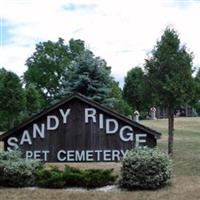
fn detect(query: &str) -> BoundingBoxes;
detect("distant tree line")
[1,27,200,155]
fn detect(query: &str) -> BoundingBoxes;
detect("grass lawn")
[0,117,200,200]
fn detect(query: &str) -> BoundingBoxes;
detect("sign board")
[0,93,161,162]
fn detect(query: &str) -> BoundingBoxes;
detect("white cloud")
[1,0,200,87]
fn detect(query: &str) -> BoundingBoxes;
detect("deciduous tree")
[110,80,132,116]
[123,67,147,112]
[0,68,26,130]
[24,38,71,104]
[145,27,195,155]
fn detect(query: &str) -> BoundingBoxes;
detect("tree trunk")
[168,107,174,155]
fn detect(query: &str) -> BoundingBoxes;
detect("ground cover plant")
[0,117,200,200]
[34,164,117,189]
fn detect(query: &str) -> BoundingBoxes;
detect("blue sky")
[1,0,200,86]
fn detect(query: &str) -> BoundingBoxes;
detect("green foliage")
[64,165,117,188]
[145,27,195,108]
[24,84,44,117]
[144,27,195,154]
[110,80,133,116]
[120,148,172,190]
[83,168,117,188]
[59,50,115,107]
[194,101,200,116]
[24,38,116,109]
[0,150,43,187]
[69,38,85,58]
[24,38,71,104]
[63,165,85,187]
[34,166,65,188]
[34,165,117,189]
[0,68,26,130]
[123,67,147,112]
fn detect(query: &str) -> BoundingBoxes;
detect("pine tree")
[59,50,114,107]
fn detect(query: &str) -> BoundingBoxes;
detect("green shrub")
[34,166,65,188]
[63,165,117,188]
[120,147,172,190]
[0,150,43,187]
[63,165,85,187]
[83,168,117,188]
[32,164,117,189]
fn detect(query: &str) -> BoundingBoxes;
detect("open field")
[0,117,200,200]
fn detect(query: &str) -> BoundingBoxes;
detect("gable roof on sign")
[0,93,161,140]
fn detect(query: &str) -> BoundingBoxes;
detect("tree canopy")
[110,80,133,116]
[123,67,147,112]
[24,84,44,117]
[0,68,26,130]
[24,38,71,104]
[145,27,195,154]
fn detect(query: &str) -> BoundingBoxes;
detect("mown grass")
[0,117,200,200]
[142,117,200,176]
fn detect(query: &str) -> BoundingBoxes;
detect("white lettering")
[57,150,66,161]
[135,134,147,147]
[7,137,18,151]
[112,150,120,161]
[26,150,49,161]
[86,150,94,161]
[95,150,102,161]
[67,150,75,161]
[103,150,111,161]
[43,151,50,161]
[120,150,128,158]
[20,130,32,145]
[106,119,119,134]
[59,109,71,124]
[34,150,41,160]
[75,150,85,161]
[26,151,33,159]
[119,126,134,142]
[55,150,127,162]
[33,123,45,138]
[85,108,96,123]
[47,115,59,130]
[99,114,104,129]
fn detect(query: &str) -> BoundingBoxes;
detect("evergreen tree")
[59,50,114,107]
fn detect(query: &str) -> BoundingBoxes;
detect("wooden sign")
[0,93,161,162]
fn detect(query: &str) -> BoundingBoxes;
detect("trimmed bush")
[0,150,43,187]
[63,165,85,187]
[83,168,117,188]
[120,148,172,190]
[34,166,65,188]
[64,165,117,188]
[34,165,117,188]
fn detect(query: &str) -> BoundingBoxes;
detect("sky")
[1,0,200,87]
